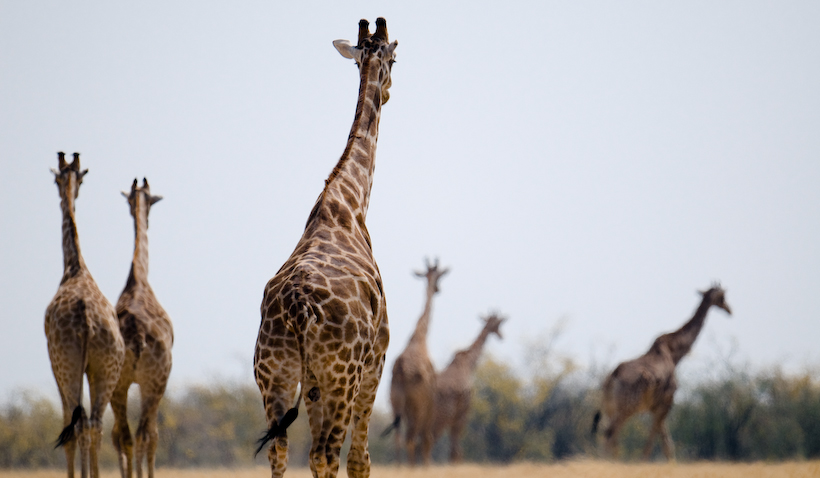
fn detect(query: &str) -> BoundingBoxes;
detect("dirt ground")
[7,461,820,478]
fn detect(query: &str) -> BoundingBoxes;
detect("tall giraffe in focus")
[45,152,125,478]
[385,258,449,466]
[111,178,174,478]
[432,313,505,463]
[592,284,732,460]
[254,18,397,478]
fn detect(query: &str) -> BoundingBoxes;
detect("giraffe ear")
[121,190,130,199]
[149,195,163,205]
[387,40,398,57]
[333,40,362,61]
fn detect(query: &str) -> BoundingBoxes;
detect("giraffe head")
[51,152,88,206]
[414,257,449,294]
[699,283,732,315]
[333,17,398,104]
[121,178,163,226]
[482,313,506,340]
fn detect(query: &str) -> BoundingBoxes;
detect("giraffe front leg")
[660,421,676,461]
[652,400,675,461]
[655,405,676,461]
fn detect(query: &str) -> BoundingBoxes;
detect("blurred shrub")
[2,363,819,468]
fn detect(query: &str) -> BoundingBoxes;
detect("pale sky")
[2,2,819,410]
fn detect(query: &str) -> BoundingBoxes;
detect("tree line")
[2,357,819,469]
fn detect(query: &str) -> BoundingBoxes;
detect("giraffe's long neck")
[460,326,495,372]
[408,284,436,347]
[59,181,86,283]
[307,53,385,231]
[666,296,712,364]
[126,197,150,289]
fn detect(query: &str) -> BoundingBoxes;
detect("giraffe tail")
[55,405,85,448]
[254,386,302,457]
[380,415,400,437]
[591,410,602,437]
[55,299,90,448]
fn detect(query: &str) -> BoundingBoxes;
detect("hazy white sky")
[2,2,819,410]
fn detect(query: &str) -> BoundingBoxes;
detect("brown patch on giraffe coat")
[333,231,354,251]
[313,287,331,303]
[323,298,349,322]
[339,184,359,212]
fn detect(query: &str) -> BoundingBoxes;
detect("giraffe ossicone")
[254,17,397,478]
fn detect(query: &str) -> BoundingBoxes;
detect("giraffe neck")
[666,296,712,364]
[126,197,150,288]
[460,326,494,372]
[306,53,384,230]
[408,285,436,347]
[59,180,86,283]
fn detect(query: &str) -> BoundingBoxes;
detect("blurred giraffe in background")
[432,313,505,463]
[46,152,125,478]
[111,178,173,478]
[592,284,732,460]
[254,17,397,478]
[384,258,449,466]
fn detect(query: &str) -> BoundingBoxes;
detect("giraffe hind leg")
[347,359,381,478]
[110,382,133,478]
[256,378,299,478]
[135,391,163,478]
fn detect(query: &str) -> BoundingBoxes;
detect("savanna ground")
[6,462,820,478]
[0,461,820,478]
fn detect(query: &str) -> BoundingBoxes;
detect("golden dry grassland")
[5,461,820,478]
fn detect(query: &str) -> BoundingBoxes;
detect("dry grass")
[5,461,820,478]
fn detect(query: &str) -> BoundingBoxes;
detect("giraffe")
[432,313,505,463]
[384,258,449,466]
[110,178,173,478]
[591,284,732,460]
[45,152,125,478]
[253,17,397,478]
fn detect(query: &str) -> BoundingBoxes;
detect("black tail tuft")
[591,410,601,437]
[380,415,400,438]
[254,406,299,457]
[55,405,84,448]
